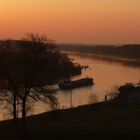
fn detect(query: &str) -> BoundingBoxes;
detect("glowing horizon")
[0,0,140,44]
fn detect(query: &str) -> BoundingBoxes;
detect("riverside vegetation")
[0,33,82,134]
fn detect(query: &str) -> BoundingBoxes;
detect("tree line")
[58,44,140,59]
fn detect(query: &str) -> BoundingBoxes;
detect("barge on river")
[59,78,94,90]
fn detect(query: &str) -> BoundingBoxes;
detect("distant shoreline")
[62,50,140,61]
[62,50,140,68]
[58,44,140,60]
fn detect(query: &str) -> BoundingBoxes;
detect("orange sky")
[0,0,140,44]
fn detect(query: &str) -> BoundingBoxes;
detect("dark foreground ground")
[1,102,140,140]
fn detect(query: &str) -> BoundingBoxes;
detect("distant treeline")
[58,44,140,59]
[0,40,31,49]
[1,40,140,59]
[0,39,56,50]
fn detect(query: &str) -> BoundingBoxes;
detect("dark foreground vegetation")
[58,44,140,60]
[1,101,140,140]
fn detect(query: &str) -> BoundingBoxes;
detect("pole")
[70,90,72,108]
[105,95,107,102]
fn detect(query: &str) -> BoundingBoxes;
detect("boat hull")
[59,78,94,90]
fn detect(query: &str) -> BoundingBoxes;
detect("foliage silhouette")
[0,33,82,132]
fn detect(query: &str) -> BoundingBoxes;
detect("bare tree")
[0,33,81,132]
[0,34,58,131]
[0,50,23,129]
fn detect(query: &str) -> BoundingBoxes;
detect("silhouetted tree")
[0,49,22,129]
[0,33,81,132]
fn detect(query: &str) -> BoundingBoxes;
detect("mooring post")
[105,95,107,102]
[70,90,73,108]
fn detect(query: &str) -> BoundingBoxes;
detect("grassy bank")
[1,101,140,139]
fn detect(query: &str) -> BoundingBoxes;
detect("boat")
[59,78,94,90]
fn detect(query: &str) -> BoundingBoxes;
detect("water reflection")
[66,52,140,99]
[49,52,140,109]
[54,85,94,109]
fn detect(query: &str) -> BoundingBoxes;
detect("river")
[1,51,140,120]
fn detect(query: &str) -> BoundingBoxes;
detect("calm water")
[54,52,140,106]
[1,51,140,120]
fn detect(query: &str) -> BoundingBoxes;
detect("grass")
[1,102,140,139]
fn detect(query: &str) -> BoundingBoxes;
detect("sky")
[0,0,140,44]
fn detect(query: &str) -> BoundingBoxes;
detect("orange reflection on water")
[68,52,140,99]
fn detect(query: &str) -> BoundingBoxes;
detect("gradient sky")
[0,0,140,44]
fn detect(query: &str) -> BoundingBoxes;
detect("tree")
[0,33,81,132]
[0,48,22,129]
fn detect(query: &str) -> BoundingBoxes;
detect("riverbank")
[1,101,140,139]
[58,44,140,61]
[63,51,140,69]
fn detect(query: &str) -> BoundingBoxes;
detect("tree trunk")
[21,96,27,133]
[13,93,17,131]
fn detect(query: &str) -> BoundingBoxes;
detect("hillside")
[1,101,140,139]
